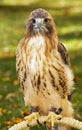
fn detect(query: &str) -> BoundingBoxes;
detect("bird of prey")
[16,8,74,130]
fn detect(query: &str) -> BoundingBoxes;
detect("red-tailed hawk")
[16,8,74,130]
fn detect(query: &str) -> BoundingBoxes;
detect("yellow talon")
[24,112,40,124]
[47,112,62,127]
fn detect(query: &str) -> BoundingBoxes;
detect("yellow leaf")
[0,108,7,116]
[5,121,12,125]
[13,79,18,85]
[2,77,11,82]
[12,117,23,123]
[6,92,17,100]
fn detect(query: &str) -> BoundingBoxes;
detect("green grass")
[0,1,82,130]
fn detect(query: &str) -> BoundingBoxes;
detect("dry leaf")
[11,117,23,123]
[6,92,17,100]
[2,77,11,82]
[5,121,12,125]
[23,109,30,117]
[13,79,18,85]
[0,108,7,116]
[74,76,82,81]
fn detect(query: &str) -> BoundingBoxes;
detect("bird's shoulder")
[17,37,26,48]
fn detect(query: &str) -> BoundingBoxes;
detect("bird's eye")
[32,19,36,23]
[44,18,48,23]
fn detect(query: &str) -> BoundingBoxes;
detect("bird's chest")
[28,49,45,76]
[27,47,65,93]
[26,35,46,76]
[26,36,58,75]
[25,36,68,98]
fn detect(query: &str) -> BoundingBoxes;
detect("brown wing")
[57,42,72,101]
[16,37,26,89]
[57,41,71,67]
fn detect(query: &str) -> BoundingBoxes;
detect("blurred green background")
[0,0,82,130]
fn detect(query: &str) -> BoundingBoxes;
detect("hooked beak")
[34,18,44,29]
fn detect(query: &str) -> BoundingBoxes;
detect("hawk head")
[25,8,57,38]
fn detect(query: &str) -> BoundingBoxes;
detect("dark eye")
[44,18,48,23]
[32,19,36,23]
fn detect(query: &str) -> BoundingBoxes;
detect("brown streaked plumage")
[16,8,74,130]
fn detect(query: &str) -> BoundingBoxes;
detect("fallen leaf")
[0,108,7,116]
[11,117,23,123]
[13,79,18,85]
[5,121,12,125]
[6,92,17,100]
[2,77,11,82]
[74,76,82,81]
[22,108,30,117]
[5,117,23,126]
